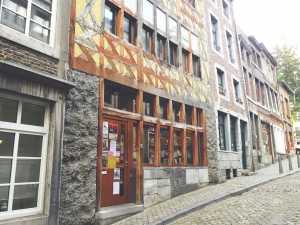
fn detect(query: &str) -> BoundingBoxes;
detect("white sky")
[234,0,300,56]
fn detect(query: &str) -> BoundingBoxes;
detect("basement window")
[104,81,137,112]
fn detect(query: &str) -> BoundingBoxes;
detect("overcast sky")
[234,0,300,56]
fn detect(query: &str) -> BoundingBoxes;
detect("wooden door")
[101,118,133,207]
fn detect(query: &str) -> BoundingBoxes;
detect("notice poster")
[110,140,117,155]
[108,154,117,169]
[113,168,121,180]
[113,182,120,195]
[103,121,108,138]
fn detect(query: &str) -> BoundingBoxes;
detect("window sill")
[0,24,59,59]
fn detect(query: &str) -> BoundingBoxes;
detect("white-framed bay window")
[0,94,49,220]
[0,0,56,44]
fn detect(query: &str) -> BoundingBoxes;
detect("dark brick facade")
[0,37,58,75]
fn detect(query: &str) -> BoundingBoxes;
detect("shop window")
[142,25,154,54]
[143,93,155,116]
[182,49,190,73]
[169,41,178,67]
[230,116,237,152]
[217,68,226,95]
[172,101,181,122]
[192,54,201,78]
[123,14,137,45]
[185,105,193,125]
[198,132,205,166]
[173,129,183,166]
[159,98,168,120]
[143,124,155,165]
[156,8,166,33]
[218,112,227,151]
[160,127,169,166]
[186,131,194,165]
[142,0,154,25]
[104,1,118,35]
[157,34,167,62]
[104,81,137,112]
[124,0,137,14]
[0,0,54,43]
[0,96,48,215]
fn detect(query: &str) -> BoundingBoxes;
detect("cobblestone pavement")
[170,172,300,225]
[113,156,300,225]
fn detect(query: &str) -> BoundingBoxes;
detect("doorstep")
[96,203,144,225]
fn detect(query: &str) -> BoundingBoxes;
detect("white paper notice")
[110,140,117,153]
[113,182,120,195]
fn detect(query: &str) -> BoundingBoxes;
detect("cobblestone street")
[171,172,300,225]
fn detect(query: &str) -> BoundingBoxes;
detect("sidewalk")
[112,155,300,225]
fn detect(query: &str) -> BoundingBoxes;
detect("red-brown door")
[101,118,133,207]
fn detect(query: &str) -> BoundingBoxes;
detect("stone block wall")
[60,70,99,225]
[144,167,209,207]
[0,37,58,75]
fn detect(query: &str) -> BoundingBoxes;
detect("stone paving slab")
[112,156,300,225]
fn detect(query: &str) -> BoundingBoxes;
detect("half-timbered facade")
[61,0,215,224]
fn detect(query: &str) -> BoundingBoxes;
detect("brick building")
[205,0,249,180]
[0,0,73,225]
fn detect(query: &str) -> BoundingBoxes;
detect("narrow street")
[170,172,300,225]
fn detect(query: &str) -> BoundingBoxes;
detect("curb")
[154,169,300,225]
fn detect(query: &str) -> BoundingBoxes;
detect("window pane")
[124,0,137,14]
[0,97,18,123]
[21,102,45,126]
[143,125,155,164]
[104,3,116,34]
[13,184,39,210]
[3,0,27,17]
[181,26,189,47]
[1,7,26,33]
[29,22,50,43]
[191,34,199,53]
[168,17,177,40]
[0,131,15,156]
[186,132,193,165]
[156,8,166,33]
[160,127,169,165]
[31,5,50,27]
[0,186,9,212]
[173,130,183,165]
[15,159,41,183]
[32,0,52,11]
[0,159,12,184]
[142,0,153,25]
[18,134,43,157]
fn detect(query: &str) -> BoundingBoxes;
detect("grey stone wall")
[60,70,99,225]
[144,167,209,207]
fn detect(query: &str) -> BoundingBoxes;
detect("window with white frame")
[226,31,235,63]
[233,79,242,104]
[156,7,166,33]
[0,0,54,44]
[124,0,137,14]
[217,68,226,95]
[142,0,154,25]
[0,95,49,217]
[210,15,220,52]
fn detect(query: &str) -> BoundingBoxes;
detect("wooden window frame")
[123,13,137,45]
[169,41,178,67]
[182,48,191,74]
[142,24,155,55]
[192,54,202,78]
[157,33,167,63]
